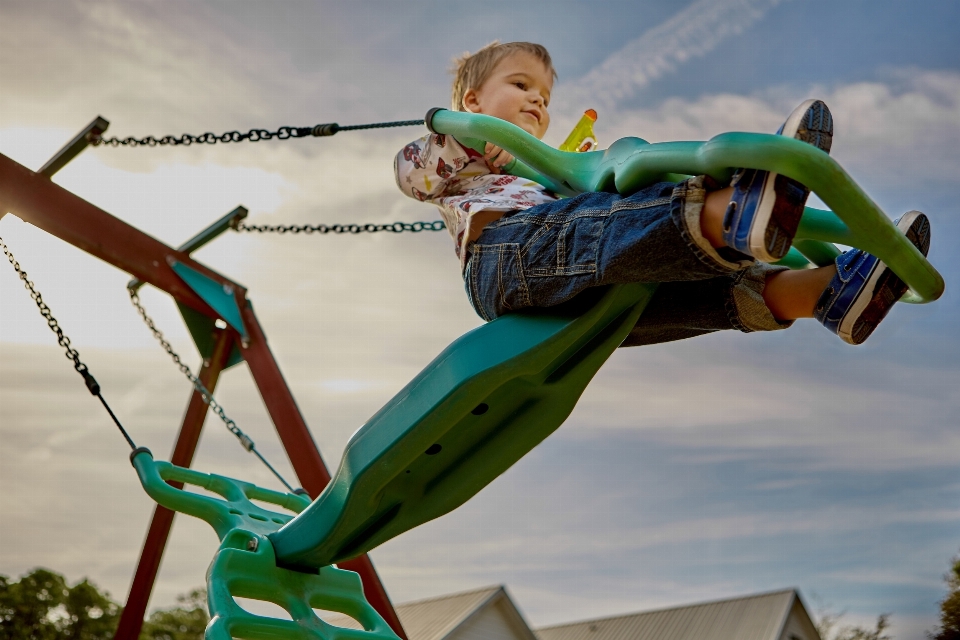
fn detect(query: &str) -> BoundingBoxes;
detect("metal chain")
[127,287,299,493]
[93,119,425,148]
[1,235,138,449]
[236,220,445,235]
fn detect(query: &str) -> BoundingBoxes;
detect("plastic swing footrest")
[131,450,400,640]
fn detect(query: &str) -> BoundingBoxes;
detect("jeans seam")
[517,223,552,260]
[729,263,794,333]
[557,222,566,273]
[468,247,492,322]
[669,178,752,274]
[725,270,750,332]
[493,243,530,311]
[497,244,510,310]
[611,196,671,212]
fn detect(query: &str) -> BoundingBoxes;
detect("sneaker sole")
[837,211,931,344]
[750,99,834,262]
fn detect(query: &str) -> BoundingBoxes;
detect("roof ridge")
[396,584,503,609]
[534,588,798,631]
[435,586,505,640]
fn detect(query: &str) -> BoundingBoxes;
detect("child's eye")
[514,82,526,90]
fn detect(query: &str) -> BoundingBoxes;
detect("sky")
[0,0,958,637]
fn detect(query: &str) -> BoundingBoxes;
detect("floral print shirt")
[394,133,556,271]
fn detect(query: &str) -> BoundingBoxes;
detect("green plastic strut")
[130,449,400,640]
[270,282,656,569]
[426,109,944,304]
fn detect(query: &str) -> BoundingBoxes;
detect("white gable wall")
[449,597,535,640]
[777,598,822,640]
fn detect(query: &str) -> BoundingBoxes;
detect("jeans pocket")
[467,243,530,321]
[522,213,605,277]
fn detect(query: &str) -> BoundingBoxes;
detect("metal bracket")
[38,116,110,178]
[169,259,248,344]
[128,206,248,293]
[177,205,248,255]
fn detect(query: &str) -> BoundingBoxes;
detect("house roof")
[392,585,507,640]
[535,589,803,640]
[326,586,816,640]
[325,585,520,640]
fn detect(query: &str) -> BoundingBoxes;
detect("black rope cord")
[1,235,137,450]
[93,119,425,148]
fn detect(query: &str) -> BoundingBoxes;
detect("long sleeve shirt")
[394,133,557,271]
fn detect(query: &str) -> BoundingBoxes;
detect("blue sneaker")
[722,99,834,262]
[815,211,931,345]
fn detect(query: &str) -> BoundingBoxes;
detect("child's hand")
[484,143,514,173]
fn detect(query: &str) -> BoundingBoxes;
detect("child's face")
[462,52,553,139]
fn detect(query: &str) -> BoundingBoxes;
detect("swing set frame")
[0,117,407,640]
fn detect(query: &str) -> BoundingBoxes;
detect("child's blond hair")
[451,41,557,111]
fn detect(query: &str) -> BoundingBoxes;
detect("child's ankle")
[700,187,733,248]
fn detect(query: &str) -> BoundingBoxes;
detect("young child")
[395,41,931,346]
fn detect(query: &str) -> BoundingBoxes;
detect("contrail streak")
[566,0,786,111]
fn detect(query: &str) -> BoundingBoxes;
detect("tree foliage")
[139,588,208,640]
[0,568,121,640]
[817,610,892,640]
[929,551,960,640]
[0,568,208,640]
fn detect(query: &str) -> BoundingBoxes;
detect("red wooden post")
[114,329,235,639]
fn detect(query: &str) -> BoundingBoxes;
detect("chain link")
[2,235,298,491]
[2,236,88,376]
[93,119,425,148]
[127,287,296,492]
[236,220,445,235]
[2,235,137,449]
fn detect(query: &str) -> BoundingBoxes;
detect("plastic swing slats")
[130,449,399,640]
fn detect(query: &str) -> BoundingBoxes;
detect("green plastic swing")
[131,108,943,640]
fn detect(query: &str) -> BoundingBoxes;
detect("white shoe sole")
[747,99,824,262]
[836,210,929,344]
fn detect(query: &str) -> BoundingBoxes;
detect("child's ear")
[462,88,480,113]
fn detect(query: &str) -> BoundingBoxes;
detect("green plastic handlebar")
[426,109,944,303]
[131,448,310,540]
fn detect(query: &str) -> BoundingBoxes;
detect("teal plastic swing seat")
[130,449,401,640]
[270,282,656,568]
[129,108,943,639]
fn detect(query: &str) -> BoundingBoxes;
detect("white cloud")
[583,69,960,194]
[567,0,787,112]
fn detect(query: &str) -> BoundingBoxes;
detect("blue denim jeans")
[463,177,792,347]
